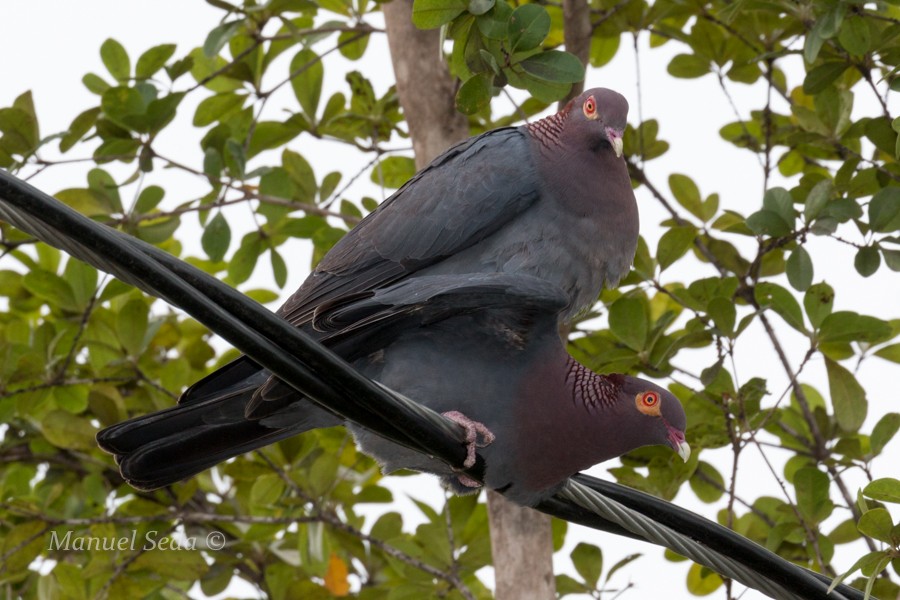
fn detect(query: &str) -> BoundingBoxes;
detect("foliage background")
[0,0,899,598]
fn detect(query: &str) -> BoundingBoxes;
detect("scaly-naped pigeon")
[98,89,648,502]
[98,274,688,506]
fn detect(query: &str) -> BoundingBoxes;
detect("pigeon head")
[567,88,629,158]
[526,87,629,158]
[615,375,690,462]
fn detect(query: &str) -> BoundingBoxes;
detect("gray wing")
[278,127,540,326]
[315,272,568,346]
[248,273,567,417]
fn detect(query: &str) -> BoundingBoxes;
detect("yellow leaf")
[324,553,349,596]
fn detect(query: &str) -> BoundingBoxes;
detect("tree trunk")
[381,2,557,598]
[487,490,556,600]
[560,0,591,108]
[382,0,468,167]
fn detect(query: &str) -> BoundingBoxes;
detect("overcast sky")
[1,2,897,599]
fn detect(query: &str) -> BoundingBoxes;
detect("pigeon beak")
[606,127,624,158]
[667,427,691,462]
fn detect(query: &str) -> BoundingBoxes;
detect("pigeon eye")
[635,391,661,415]
[583,96,597,119]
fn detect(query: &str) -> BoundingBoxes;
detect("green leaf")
[868,187,900,233]
[136,44,177,79]
[606,553,641,582]
[508,4,550,52]
[371,156,416,188]
[60,107,100,152]
[23,269,79,311]
[804,20,826,63]
[786,246,813,291]
[686,563,723,595]
[54,385,89,414]
[854,246,881,277]
[825,357,867,432]
[468,0,494,16]
[224,138,246,178]
[747,210,791,237]
[63,258,98,311]
[134,185,165,213]
[0,109,37,158]
[2,522,47,576]
[518,51,584,83]
[248,121,303,158]
[828,551,887,595]
[411,0,466,28]
[338,30,369,60]
[764,187,795,223]
[865,117,899,157]
[204,20,242,57]
[193,92,246,127]
[668,54,709,78]
[456,73,493,115]
[228,234,262,284]
[818,311,891,343]
[590,35,620,68]
[101,38,130,82]
[803,282,834,328]
[290,49,324,119]
[202,212,231,262]
[270,248,287,288]
[858,508,894,544]
[755,283,806,333]
[838,17,871,55]
[795,467,834,524]
[608,296,647,351]
[690,461,725,503]
[707,297,736,336]
[556,574,587,596]
[117,298,150,356]
[875,343,900,363]
[863,478,900,503]
[803,62,849,95]
[283,149,317,204]
[882,248,900,272]
[82,73,110,95]
[251,473,286,505]
[476,1,511,39]
[804,179,832,221]
[571,543,602,587]
[657,225,696,271]
[42,410,97,451]
[668,174,703,218]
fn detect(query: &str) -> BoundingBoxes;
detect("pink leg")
[442,410,496,469]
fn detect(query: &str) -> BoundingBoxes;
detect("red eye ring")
[583,96,596,116]
[641,392,659,407]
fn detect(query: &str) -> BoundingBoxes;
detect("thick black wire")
[0,170,868,600]
[0,171,477,473]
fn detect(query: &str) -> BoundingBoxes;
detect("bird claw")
[442,410,495,469]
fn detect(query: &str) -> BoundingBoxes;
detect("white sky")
[1,1,897,599]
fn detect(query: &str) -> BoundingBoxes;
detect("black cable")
[0,169,869,600]
[0,171,482,475]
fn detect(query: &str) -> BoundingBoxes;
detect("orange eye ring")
[635,391,662,415]
[583,96,597,119]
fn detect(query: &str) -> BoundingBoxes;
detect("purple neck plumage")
[565,356,623,411]
[525,103,572,148]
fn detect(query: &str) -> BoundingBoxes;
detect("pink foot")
[456,473,482,488]
[442,410,496,468]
